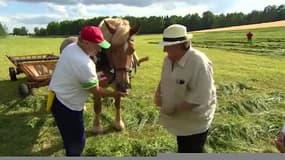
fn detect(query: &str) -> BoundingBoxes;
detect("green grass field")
[0,27,285,156]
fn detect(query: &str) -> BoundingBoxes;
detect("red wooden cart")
[6,54,59,96]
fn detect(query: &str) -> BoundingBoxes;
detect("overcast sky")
[0,0,284,33]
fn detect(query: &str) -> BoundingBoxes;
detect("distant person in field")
[154,24,217,153]
[49,26,127,156]
[246,31,253,44]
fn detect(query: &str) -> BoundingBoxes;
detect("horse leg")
[114,97,125,131]
[93,95,103,134]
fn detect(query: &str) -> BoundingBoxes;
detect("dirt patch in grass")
[195,20,285,32]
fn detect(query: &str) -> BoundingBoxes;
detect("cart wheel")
[19,83,30,96]
[9,67,17,81]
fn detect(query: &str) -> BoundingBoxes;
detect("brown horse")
[60,18,147,134]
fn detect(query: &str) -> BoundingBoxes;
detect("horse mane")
[99,18,130,46]
[59,36,78,53]
[59,18,132,53]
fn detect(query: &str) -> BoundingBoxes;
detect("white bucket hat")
[159,24,193,47]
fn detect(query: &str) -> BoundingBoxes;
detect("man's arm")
[88,86,127,98]
[175,101,199,112]
[155,80,199,115]
[160,101,199,116]
[154,82,161,107]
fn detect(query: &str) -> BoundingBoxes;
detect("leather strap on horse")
[115,67,132,73]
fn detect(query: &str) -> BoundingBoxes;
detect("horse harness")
[92,49,135,87]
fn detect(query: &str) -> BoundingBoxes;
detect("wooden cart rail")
[6,54,59,64]
[18,60,57,82]
[6,53,59,96]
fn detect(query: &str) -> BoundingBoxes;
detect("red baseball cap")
[80,26,111,49]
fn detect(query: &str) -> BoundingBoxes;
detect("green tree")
[47,21,60,35]
[69,19,86,35]
[0,22,7,36]
[181,14,191,30]
[31,4,285,36]
[263,5,278,22]
[59,20,72,35]
[144,16,164,34]
[13,26,28,35]
[247,10,263,24]
[277,4,285,20]
[225,12,245,26]
[188,13,202,31]
[201,11,215,29]
[34,27,39,35]
[213,14,226,28]
[124,16,140,30]
[34,27,47,36]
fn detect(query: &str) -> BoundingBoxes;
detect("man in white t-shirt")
[154,24,216,153]
[49,26,127,156]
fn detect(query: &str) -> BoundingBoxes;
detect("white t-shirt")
[49,43,98,111]
[159,47,216,136]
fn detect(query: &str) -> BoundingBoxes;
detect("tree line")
[0,22,7,36]
[9,4,285,36]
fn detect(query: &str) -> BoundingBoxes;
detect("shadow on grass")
[0,77,50,102]
[85,125,121,138]
[0,77,150,156]
[0,78,25,102]
[0,78,62,156]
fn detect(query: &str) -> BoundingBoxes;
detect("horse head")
[99,18,140,93]
[59,18,141,93]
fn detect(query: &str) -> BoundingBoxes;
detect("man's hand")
[89,86,128,98]
[154,83,162,107]
[154,93,162,107]
[113,91,128,98]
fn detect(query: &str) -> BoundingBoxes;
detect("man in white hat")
[154,24,216,153]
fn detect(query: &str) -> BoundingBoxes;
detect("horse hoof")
[93,125,103,134]
[114,120,125,131]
